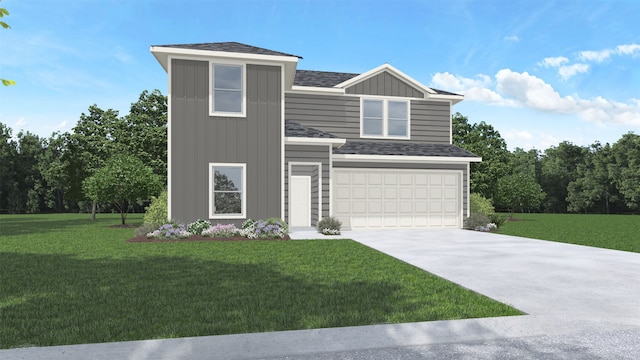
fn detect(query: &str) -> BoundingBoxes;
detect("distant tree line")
[453,112,640,214]
[1,102,638,215]
[0,90,167,215]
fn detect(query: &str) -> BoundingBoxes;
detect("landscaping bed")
[128,234,290,242]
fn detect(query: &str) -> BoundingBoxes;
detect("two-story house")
[151,42,480,230]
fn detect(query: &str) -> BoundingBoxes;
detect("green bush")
[187,219,211,235]
[135,223,161,237]
[488,213,507,228]
[464,212,490,230]
[470,193,495,216]
[143,189,167,225]
[266,217,289,233]
[317,216,342,235]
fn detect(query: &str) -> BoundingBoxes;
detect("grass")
[498,213,640,253]
[0,213,521,349]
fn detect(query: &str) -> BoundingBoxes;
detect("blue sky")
[1,0,639,151]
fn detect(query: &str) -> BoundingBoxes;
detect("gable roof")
[294,70,359,87]
[333,141,480,159]
[285,120,338,138]
[152,42,303,59]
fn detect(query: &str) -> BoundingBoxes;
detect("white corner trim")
[284,137,346,146]
[332,154,482,164]
[167,57,172,221]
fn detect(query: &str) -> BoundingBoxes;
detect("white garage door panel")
[333,169,461,229]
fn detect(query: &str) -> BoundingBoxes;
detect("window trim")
[209,163,247,219]
[209,62,246,117]
[360,97,410,139]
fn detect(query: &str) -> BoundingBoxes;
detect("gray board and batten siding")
[285,93,451,144]
[332,162,470,218]
[285,144,331,225]
[170,59,283,224]
[344,71,425,98]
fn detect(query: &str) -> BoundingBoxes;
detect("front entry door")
[290,176,311,227]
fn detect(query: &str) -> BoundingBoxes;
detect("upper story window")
[361,98,410,139]
[211,64,245,117]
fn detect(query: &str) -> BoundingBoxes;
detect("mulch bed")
[127,235,290,243]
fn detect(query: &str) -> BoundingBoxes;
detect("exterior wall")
[285,93,451,144]
[285,144,331,225]
[332,161,469,219]
[170,59,282,224]
[345,71,424,98]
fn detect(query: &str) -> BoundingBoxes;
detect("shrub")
[135,223,161,237]
[317,216,342,235]
[147,223,191,239]
[470,193,495,216]
[187,219,211,235]
[240,218,287,239]
[488,213,507,228]
[202,223,239,237]
[143,190,168,225]
[464,212,490,230]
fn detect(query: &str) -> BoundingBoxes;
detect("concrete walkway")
[2,229,639,359]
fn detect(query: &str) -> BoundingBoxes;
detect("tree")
[567,142,619,214]
[609,133,640,212]
[452,112,511,200]
[64,105,120,219]
[0,122,18,211]
[540,141,588,213]
[115,90,168,184]
[1,1,15,86]
[495,174,545,218]
[83,154,162,225]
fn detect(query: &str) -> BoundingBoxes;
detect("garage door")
[333,169,461,229]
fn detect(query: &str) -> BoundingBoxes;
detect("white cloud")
[495,69,576,112]
[14,117,26,128]
[579,49,613,62]
[539,56,569,68]
[558,63,589,80]
[54,120,68,130]
[430,72,515,106]
[504,35,520,42]
[616,44,640,56]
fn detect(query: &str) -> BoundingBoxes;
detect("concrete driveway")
[2,229,639,359]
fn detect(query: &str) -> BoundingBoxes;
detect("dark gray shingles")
[293,70,360,87]
[285,120,339,138]
[333,141,479,158]
[153,42,302,58]
[429,87,463,96]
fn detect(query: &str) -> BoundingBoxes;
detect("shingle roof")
[294,70,360,87]
[333,141,479,158]
[153,42,302,58]
[293,70,461,96]
[285,120,339,138]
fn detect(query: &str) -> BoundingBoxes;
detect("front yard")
[0,214,521,349]
[498,213,640,253]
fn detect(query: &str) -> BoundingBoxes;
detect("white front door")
[290,176,311,227]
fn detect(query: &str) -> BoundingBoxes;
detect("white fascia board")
[288,86,345,94]
[285,137,346,147]
[334,63,436,96]
[332,154,482,164]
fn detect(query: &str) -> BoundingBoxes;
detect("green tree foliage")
[495,174,545,218]
[540,141,587,213]
[469,193,495,216]
[0,123,18,211]
[116,90,168,185]
[609,133,640,211]
[1,1,15,86]
[83,154,162,225]
[567,142,619,214]
[452,112,511,200]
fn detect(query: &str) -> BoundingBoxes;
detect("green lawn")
[498,213,640,253]
[0,214,521,349]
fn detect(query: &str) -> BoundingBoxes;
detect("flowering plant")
[187,219,211,235]
[474,223,498,232]
[240,218,287,239]
[147,223,192,239]
[202,223,240,237]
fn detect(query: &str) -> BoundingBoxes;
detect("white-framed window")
[361,98,410,139]
[210,63,245,117]
[209,163,246,219]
